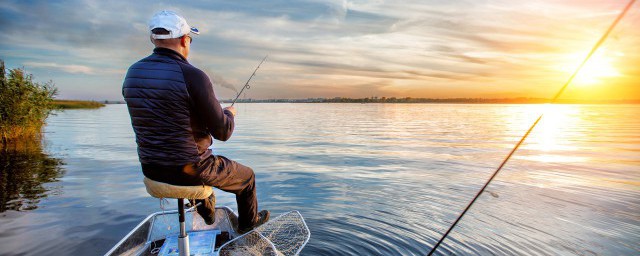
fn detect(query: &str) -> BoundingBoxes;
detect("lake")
[0,103,638,255]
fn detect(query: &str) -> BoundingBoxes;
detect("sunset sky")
[1,0,638,100]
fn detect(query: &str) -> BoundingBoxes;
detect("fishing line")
[230,55,268,106]
[427,1,636,255]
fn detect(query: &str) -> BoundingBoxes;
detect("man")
[122,10,269,233]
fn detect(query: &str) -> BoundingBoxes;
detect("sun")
[559,48,621,86]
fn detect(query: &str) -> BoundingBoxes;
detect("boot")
[195,195,216,225]
[239,210,270,234]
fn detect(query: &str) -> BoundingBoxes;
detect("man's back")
[123,47,237,188]
[123,49,199,166]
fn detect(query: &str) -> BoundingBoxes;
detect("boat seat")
[143,177,213,200]
[143,177,214,256]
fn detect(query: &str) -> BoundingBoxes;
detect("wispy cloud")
[23,62,96,74]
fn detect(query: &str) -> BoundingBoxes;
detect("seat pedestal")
[143,177,214,256]
[177,198,189,256]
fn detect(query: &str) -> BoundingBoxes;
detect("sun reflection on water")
[497,104,639,195]
[516,104,585,163]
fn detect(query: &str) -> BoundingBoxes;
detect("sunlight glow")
[515,105,584,163]
[534,105,580,153]
[559,48,621,86]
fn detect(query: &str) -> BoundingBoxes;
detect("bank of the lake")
[52,100,105,109]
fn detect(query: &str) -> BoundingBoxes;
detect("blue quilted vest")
[122,52,199,166]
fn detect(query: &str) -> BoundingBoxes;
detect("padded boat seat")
[143,177,213,200]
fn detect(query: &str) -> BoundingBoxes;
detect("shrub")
[0,60,57,143]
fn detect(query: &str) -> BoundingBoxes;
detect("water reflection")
[513,104,584,161]
[0,104,638,255]
[0,139,64,212]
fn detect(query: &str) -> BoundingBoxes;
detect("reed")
[0,60,57,143]
[52,100,105,109]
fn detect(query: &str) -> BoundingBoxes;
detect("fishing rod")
[427,1,636,255]
[230,55,268,106]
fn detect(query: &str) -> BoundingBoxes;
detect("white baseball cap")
[149,10,200,39]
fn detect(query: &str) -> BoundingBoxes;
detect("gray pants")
[142,155,258,230]
[195,155,258,230]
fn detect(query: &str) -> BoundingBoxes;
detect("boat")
[105,206,310,256]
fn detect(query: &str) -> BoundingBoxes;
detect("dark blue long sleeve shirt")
[123,47,235,185]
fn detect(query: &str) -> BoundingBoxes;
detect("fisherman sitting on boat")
[122,10,269,233]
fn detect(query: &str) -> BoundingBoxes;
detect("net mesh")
[219,211,310,256]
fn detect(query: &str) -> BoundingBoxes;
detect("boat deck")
[106,207,240,256]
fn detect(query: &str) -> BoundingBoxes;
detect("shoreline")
[53,100,105,109]
[103,99,640,105]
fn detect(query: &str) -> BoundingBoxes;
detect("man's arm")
[184,67,235,141]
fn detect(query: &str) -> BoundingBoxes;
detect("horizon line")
[61,97,640,104]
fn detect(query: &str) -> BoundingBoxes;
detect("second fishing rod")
[427,0,636,255]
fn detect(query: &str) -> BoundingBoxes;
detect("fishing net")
[219,211,310,256]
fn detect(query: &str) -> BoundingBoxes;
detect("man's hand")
[224,106,236,117]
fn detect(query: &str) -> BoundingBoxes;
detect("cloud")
[1,0,638,100]
[23,62,95,74]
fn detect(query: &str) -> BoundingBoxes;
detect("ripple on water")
[0,104,639,255]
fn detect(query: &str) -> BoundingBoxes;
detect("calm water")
[0,103,638,255]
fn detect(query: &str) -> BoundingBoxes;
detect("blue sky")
[1,0,638,100]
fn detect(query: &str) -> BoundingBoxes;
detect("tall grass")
[0,60,57,143]
[52,100,104,109]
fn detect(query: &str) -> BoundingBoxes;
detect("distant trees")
[0,60,57,143]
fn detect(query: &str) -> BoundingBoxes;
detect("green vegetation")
[0,60,57,143]
[52,100,105,109]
